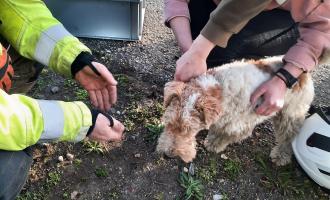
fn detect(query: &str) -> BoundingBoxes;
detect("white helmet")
[292,106,330,189]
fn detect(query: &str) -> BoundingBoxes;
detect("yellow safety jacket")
[0,0,92,150]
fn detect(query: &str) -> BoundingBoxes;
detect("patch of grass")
[223,159,241,180]
[124,119,135,132]
[154,192,165,200]
[62,192,70,200]
[178,172,204,200]
[83,140,104,154]
[73,159,82,167]
[46,171,61,186]
[64,79,77,87]
[95,167,109,178]
[114,74,129,85]
[17,192,44,200]
[197,157,218,183]
[255,153,314,197]
[145,123,164,143]
[123,101,164,132]
[108,190,120,199]
[75,89,88,101]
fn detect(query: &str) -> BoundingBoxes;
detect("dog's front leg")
[205,123,253,153]
[270,111,306,166]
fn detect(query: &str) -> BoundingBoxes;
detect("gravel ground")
[19,0,329,200]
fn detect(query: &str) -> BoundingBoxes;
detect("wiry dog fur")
[157,56,314,165]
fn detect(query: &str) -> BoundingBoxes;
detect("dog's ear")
[164,81,185,107]
[195,85,222,126]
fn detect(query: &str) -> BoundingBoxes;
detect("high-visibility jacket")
[0,0,92,150]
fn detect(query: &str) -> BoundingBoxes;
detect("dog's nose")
[163,150,176,160]
[163,153,175,160]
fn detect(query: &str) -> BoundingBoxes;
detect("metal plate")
[44,0,145,40]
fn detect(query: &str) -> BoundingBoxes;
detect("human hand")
[174,49,207,82]
[250,76,287,116]
[88,114,125,142]
[75,62,117,111]
[174,35,215,82]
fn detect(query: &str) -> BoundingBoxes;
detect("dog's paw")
[270,147,292,166]
[204,139,227,153]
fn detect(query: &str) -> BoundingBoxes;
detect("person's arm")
[0,89,124,150]
[0,90,92,151]
[201,0,272,48]
[0,0,89,77]
[283,1,330,72]
[251,2,330,116]
[164,0,192,53]
[170,17,193,53]
[175,0,272,82]
[0,0,118,111]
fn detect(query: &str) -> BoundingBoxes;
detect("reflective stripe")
[275,0,287,5]
[34,24,71,66]
[74,127,90,142]
[37,100,64,141]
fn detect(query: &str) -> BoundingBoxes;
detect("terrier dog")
[157,56,314,165]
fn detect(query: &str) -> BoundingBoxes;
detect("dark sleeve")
[201,0,272,47]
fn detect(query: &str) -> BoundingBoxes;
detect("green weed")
[124,101,164,132]
[178,172,204,200]
[83,140,104,154]
[64,79,77,87]
[146,123,164,143]
[114,74,129,85]
[46,171,61,186]
[223,159,241,180]
[75,89,88,101]
[255,153,313,197]
[154,192,165,200]
[197,157,218,183]
[95,167,109,178]
[17,192,44,200]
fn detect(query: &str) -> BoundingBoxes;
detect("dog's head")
[157,76,222,162]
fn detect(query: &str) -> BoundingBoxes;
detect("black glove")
[86,109,114,136]
[71,52,101,78]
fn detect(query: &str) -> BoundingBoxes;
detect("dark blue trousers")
[0,148,33,200]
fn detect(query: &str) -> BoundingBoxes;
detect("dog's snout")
[163,149,176,159]
[163,153,175,160]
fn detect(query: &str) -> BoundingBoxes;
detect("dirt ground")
[18,1,330,200]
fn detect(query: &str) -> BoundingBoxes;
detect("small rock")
[42,143,50,147]
[134,153,141,158]
[213,194,223,200]
[183,167,188,173]
[51,86,59,94]
[58,156,64,162]
[70,191,79,199]
[116,111,121,115]
[131,135,137,140]
[220,154,228,160]
[66,153,74,161]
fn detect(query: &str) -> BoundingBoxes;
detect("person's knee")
[0,149,33,200]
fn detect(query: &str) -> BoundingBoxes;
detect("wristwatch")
[275,68,298,89]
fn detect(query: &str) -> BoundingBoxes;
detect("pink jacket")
[164,0,330,71]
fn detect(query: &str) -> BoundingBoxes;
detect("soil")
[18,0,330,200]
